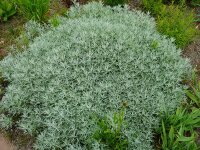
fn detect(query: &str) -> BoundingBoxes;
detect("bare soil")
[0,134,15,150]
[183,39,200,72]
[0,15,25,53]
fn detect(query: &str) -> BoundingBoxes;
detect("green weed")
[142,0,197,48]
[14,0,50,22]
[50,15,60,27]
[0,0,16,22]
[186,72,200,107]
[157,107,200,150]
[142,0,164,15]
[157,5,196,48]
[93,108,128,150]
[161,122,197,150]
[164,107,200,129]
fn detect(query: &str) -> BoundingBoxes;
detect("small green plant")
[157,5,196,48]
[186,72,200,107]
[142,0,164,15]
[103,0,129,6]
[0,0,16,22]
[157,107,200,150]
[164,107,200,129]
[161,122,197,150]
[14,0,50,22]
[93,108,128,150]
[142,0,197,48]
[50,15,60,27]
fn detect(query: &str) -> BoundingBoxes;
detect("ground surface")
[183,39,200,67]
[0,15,24,58]
[0,134,14,150]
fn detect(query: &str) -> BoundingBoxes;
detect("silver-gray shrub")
[0,2,190,150]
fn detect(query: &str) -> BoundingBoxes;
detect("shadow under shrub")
[0,2,190,149]
[103,0,129,6]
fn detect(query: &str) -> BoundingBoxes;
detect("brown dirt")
[0,49,7,60]
[129,0,141,9]
[182,39,200,72]
[50,0,68,16]
[10,131,34,150]
[61,0,89,8]
[0,128,34,150]
[196,128,200,145]
[0,134,15,150]
[61,0,73,7]
[0,15,25,53]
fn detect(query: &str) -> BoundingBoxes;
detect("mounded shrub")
[0,2,190,149]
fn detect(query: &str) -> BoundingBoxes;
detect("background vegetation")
[142,0,197,48]
[0,0,199,149]
[0,3,191,149]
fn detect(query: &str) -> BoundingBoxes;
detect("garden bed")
[0,0,200,149]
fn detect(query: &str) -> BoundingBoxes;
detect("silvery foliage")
[0,2,190,150]
[23,20,50,41]
[9,20,50,54]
